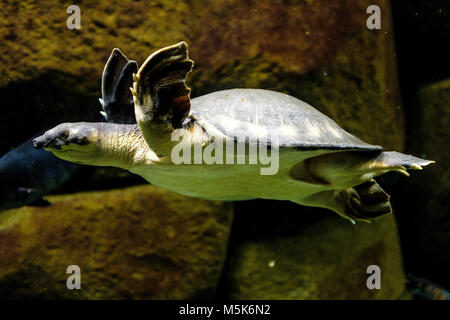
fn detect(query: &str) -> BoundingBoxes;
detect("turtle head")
[33,122,102,165]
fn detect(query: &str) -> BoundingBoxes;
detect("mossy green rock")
[0,0,404,193]
[0,185,233,299]
[0,0,408,299]
[227,215,405,300]
[0,0,403,153]
[189,0,404,151]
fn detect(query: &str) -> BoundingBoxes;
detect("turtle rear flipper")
[100,48,138,124]
[371,151,435,173]
[132,42,194,157]
[343,179,392,222]
[298,179,392,223]
[297,150,435,188]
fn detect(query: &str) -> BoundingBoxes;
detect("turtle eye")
[58,131,69,140]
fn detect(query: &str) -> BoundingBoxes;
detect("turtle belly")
[129,150,329,201]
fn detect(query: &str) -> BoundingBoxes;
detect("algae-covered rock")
[0,185,233,299]
[0,0,408,299]
[190,0,404,151]
[226,208,404,300]
[0,0,190,154]
[394,79,450,288]
[0,0,403,153]
[0,0,405,195]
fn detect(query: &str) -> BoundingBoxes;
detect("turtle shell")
[189,88,382,151]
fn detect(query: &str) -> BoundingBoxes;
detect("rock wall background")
[391,0,450,289]
[0,0,448,299]
[0,0,404,155]
[0,185,233,299]
[224,209,404,300]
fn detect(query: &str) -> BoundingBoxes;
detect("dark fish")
[0,133,79,211]
[406,274,450,300]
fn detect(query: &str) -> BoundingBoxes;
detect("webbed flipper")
[344,179,392,222]
[298,179,392,223]
[100,48,138,124]
[131,42,194,157]
[368,151,435,176]
[296,150,435,188]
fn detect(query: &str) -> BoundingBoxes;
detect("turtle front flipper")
[131,42,194,158]
[100,48,138,124]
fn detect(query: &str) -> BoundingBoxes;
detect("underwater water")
[0,0,448,302]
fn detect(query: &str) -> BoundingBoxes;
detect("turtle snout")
[33,136,47,149]
[32,134,62,150]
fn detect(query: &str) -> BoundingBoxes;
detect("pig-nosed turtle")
[33,42,434,223]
